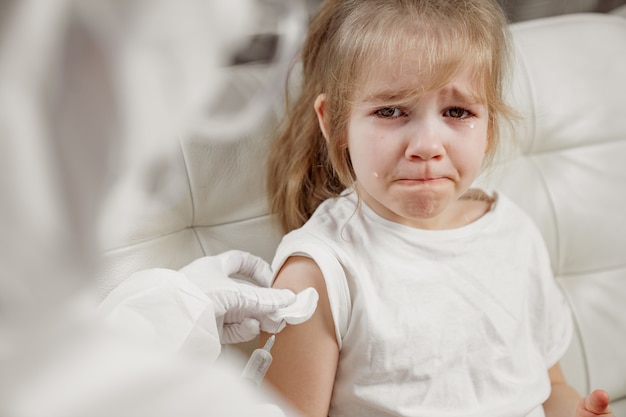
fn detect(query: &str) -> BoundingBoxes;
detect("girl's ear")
[314,94,330,142]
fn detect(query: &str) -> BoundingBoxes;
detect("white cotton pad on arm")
[268,287,319,326]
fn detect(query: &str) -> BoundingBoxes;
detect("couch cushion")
[481,14,626,404]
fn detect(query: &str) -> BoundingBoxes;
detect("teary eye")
[375,107,404,118]
[444,107,471,119]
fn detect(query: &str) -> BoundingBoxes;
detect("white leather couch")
[97,13,626,414]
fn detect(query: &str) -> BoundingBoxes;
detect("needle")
[241,319,286,386]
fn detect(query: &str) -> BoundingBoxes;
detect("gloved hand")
[99,250,319,361]
[179,250,318,344]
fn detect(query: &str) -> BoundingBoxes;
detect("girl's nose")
[404,121,445,161]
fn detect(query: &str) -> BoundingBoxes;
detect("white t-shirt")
[272,189,573,417]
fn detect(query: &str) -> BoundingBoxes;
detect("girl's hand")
[575,390,613,416]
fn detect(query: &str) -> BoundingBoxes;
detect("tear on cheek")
[373,172,379,178]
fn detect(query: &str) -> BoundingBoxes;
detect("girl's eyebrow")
[358,87,423,105]
[357,85,485,106]
[439,86,485,105]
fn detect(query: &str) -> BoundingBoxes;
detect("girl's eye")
[375,107,404,118]
[444,107,472,119]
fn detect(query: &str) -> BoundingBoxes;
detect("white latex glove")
[179,250,318,344]
[98,250,318,362]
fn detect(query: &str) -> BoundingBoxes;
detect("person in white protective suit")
[0,0,316,416]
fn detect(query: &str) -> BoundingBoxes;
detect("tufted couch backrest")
[490,13,626,412]
[97,13,626,412]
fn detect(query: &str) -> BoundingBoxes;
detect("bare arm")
[544,363,581,417]
[544,363,613,417]
[261,256,339,417]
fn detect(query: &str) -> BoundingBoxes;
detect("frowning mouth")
[395,177,448,183]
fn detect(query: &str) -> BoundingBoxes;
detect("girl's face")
[320,60,490,230]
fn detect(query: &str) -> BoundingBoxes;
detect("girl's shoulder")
[299,190,359,230]
[472,189,546,242]
[460,189,540,232]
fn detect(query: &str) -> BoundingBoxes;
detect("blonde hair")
[268,0,516,233]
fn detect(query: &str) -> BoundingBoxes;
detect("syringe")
[241,320,284,386]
